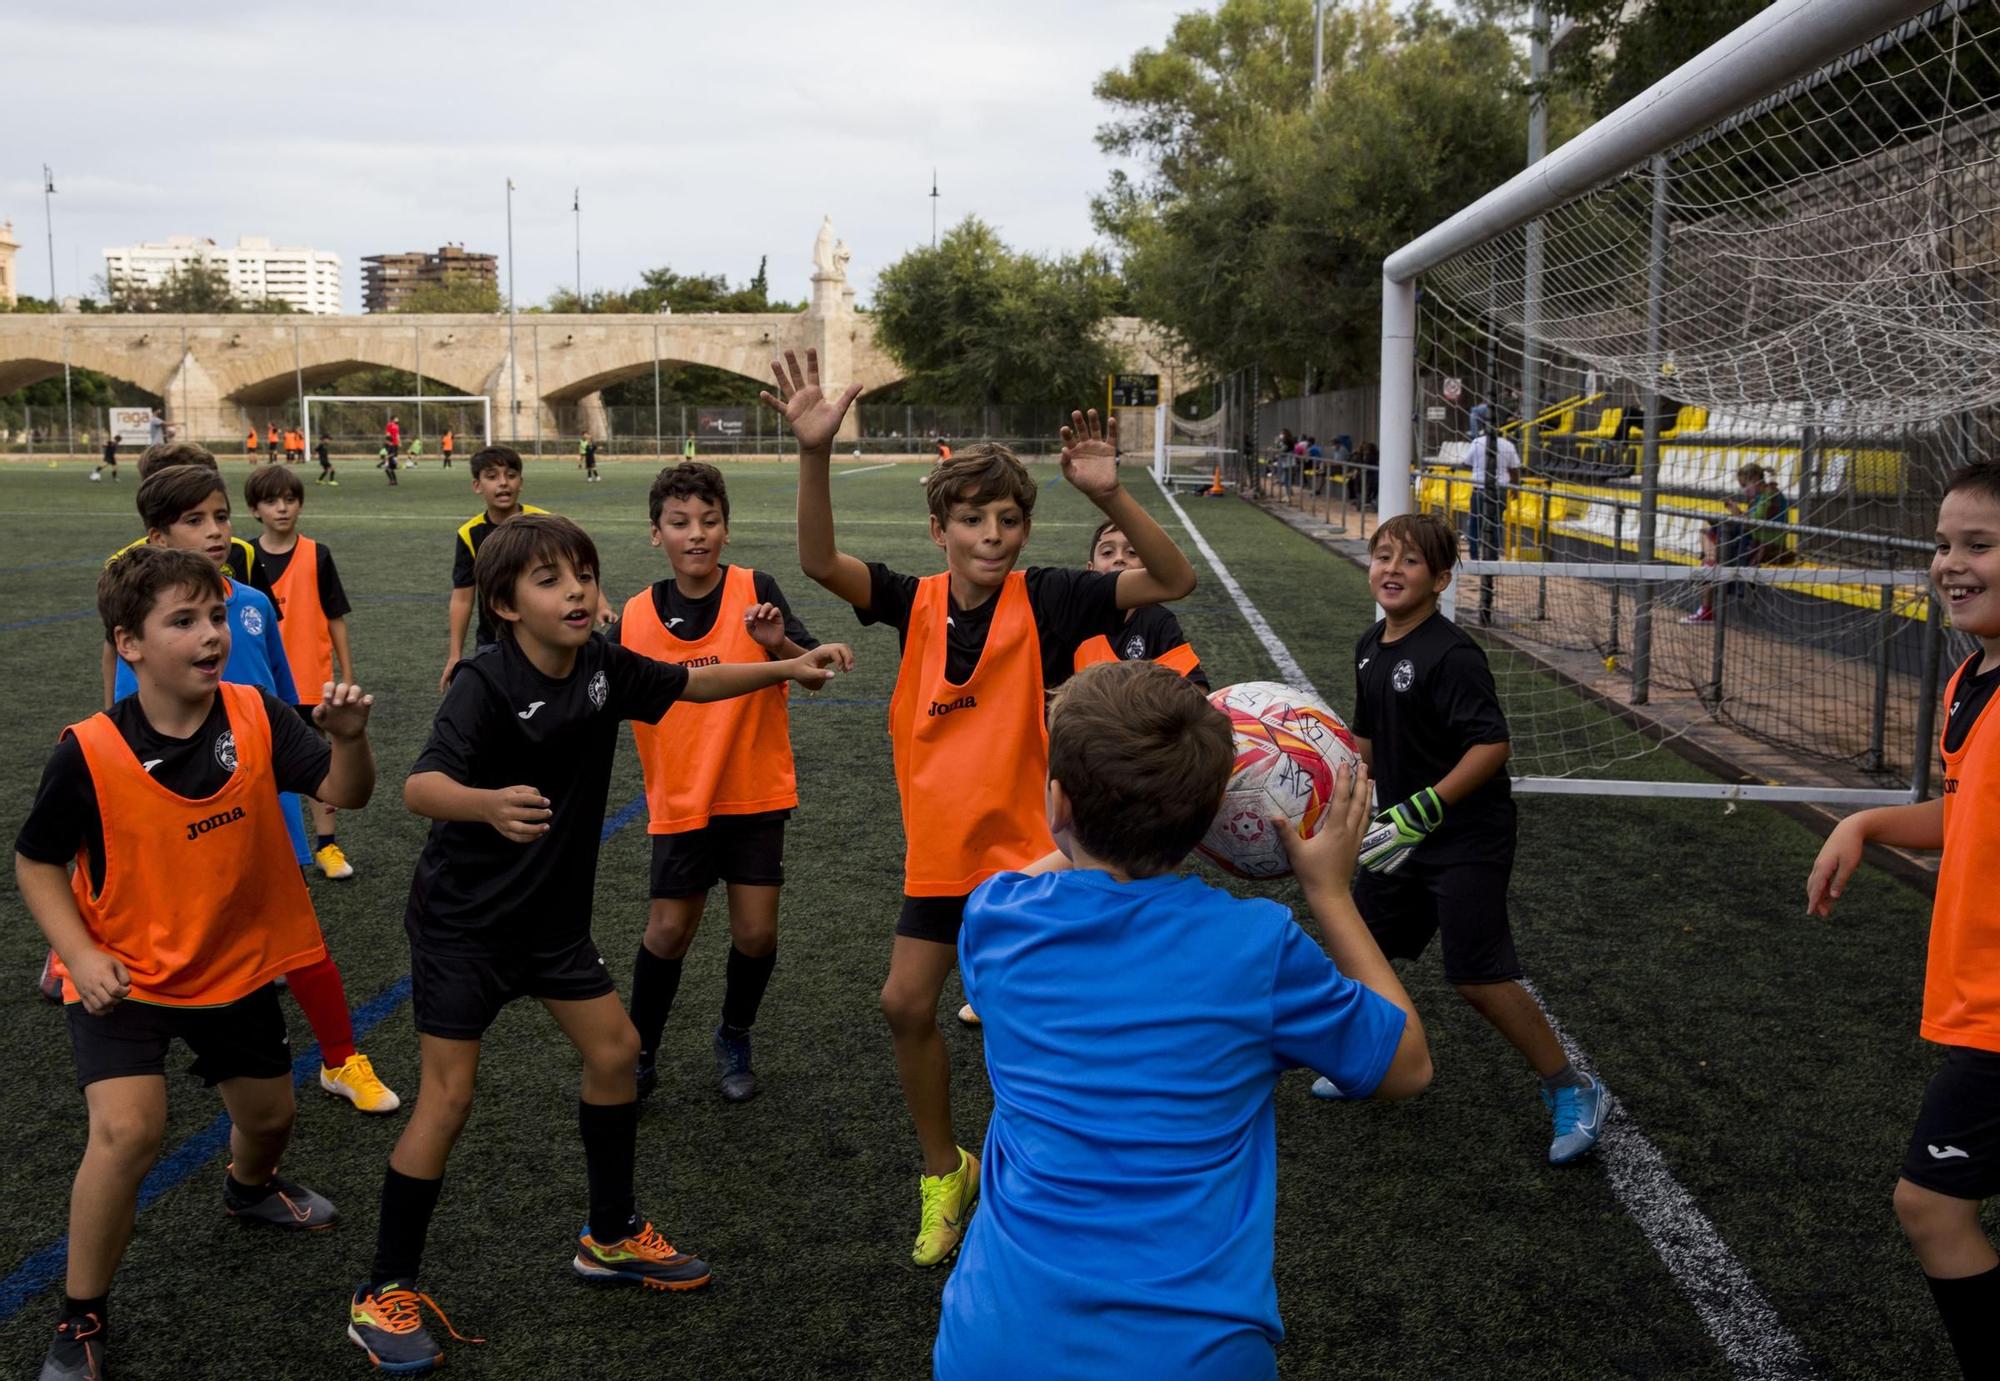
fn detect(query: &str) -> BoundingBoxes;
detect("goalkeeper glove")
[1359,788,1445,875]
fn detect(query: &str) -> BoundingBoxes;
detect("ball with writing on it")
[1197,682,1361,879]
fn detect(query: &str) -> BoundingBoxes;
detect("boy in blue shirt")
[938,660,1431,1381]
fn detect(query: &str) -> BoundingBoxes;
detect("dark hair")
[138,465,228,534]
[1087,517,1122,558]
[244,465,305,508]
[1944,460,2000,509]
[136,441,218,481]
[475,513,600,638]
[923,443,1037,525]
[469,445,525,479]
[98,545,226,646]
[649,461,730,527]
[1047,660,1233,876]
[1371,512,1458,575]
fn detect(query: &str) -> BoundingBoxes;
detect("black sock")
[721,946,777,1033]
[371,1168,444,1286]
[60,1293,106,1327]
[1927,1263,2000,1377]
[629,946,683,1065]
[226,1170,277,1204]
[578,1100,640,1244]
[1539,1062,1588,1093]
[315,833,336,852]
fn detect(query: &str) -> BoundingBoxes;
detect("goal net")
[1394,0,1997,803]
[302,395,492,458]
[1160,403,1241,491]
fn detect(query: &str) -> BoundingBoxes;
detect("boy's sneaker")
[321,1053,402,1113]
[713,1025,759,1102]
[956,1004,982,1027]
[572,1220,712,1291]
[39,1312,105,1381]
[222,1168,337,1228]
[1543,1075,1609,1165]
[314,843,355,880]
[348,1281,482,1375]
[912,1146,979,1268]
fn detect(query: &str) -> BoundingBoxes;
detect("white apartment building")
[102,236,343,314]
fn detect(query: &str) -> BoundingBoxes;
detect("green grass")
[0,458,1959,1377]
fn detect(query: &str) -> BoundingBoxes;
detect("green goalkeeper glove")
[1358,788,1445,875]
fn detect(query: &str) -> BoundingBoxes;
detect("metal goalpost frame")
[301,395,493,460]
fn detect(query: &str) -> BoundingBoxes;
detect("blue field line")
[0,608,95,634]
[0,557,100,576]
[0,793,650,1323]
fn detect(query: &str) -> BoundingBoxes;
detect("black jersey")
[859,562,1122,689]
[1352,611,1514,864]
[607,566,818,652]
[14,690,328,892]
[251,540,352,621]
[1946,654,2000,754]
[1105,603,1208,688]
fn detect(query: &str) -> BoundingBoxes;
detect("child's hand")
[1276,762,1373,892]
[785,646,846,691]
[759,349,862,454]
[1806,817,1866,917]
[312,682,375,741]
[744,603,788,651]
[1060,409,1121,499]
[68,947,131,1015]
[438,660,458,695]
[483,785,552,844]
[813,642,856,675]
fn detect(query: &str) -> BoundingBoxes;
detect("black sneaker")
[348,1281,482,1374]
[223,1168,337,1228]
[40,1312,105,1381]
[713,1025,759,1103]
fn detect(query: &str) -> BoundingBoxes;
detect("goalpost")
[1374,0,1988,806]
[302,395,492,460]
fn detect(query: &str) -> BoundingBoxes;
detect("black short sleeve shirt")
[1109,604,1209,688]
[606,567,819,652]
[856,562,1123,689]
[1353,612,1514,864]
[252,541,352,622]
[1945,655,2000,754]
[404,634,689,953]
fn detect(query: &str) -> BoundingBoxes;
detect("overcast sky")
[1,0,1195,313]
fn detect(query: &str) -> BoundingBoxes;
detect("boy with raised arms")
[16,546,376,1381]
[347,514,845,1374]
[769,347,1197,1267]
[614,461,853,1103]
[1808,460,2000,1378]
[935,660,1428,1380]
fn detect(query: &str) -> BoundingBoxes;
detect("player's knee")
[583,1020,642,1076]
[879,982,934,1038]
[230,1091,296,1142]
[731,917,777,958]
[418,1072,478,1130]
[1893,1179,1963,1243]
[645,908,698,959]
[87,1105,166,1171]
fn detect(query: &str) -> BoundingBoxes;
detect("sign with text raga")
[108,407,153,442]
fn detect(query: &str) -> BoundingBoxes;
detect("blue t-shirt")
[113,581,298,705]
[937,869,1406,1381]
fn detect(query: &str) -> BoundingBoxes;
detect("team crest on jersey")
[214,730,238,773]
[239,605,264,637]
[588,669,609,710]
[1122,634,1147,660]
[1392,659,1415,693]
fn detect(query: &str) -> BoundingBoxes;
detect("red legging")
[286,954,356,1069]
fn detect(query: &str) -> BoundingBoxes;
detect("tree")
[1549,0,1768,113]
[544,258,801,315]
[872,217,1125,406]
[100,260,291,314]
[395,277,502,314]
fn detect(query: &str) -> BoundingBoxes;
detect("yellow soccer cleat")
[956,1004,982,1027]
[912,1147,980,1268]
[314,842,355,880]
[321,1053,402,1114]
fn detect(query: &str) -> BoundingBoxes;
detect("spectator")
[1686,463,1788,623]
[1464,405,1520,556]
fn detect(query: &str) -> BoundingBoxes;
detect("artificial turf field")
[0,457,1963,1378]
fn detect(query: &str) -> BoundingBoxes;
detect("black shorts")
[896,894,969,946]
[385,442,399,459]
[1901,1046,2000,1200]
[67,985,292,1089]
[1352,856,1521,984]
[409,935,616,1040]
[649,815,787,897]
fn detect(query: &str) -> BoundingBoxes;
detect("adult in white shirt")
[1464,404,1519,555]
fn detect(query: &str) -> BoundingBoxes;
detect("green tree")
[1549,0,1768,113]
[395,277,503,314]
[872,217,1125,405]
[545,258,802,315]
[100,260,291,314]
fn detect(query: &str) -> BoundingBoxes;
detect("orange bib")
[270,535,334,705]
[1073,632,1200,677]
[624,566,798,833]
[65,682,325,1007]
[1924,659,2000,1051]
[888,571,1056,896]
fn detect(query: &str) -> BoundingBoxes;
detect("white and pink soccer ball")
[1197,681,1362,879]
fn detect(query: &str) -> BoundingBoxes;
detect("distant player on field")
[442,446,547,690]
[1330,512,1606,1164]
[774,347,1197,1267]
[384,415,401,468]
[316,434,336,486]
[92,435,120,483]
[1808,460,2000,1379]
[440,429,454,469]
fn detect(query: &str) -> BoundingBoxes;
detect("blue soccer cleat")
[1543,1075,1608,1164]
[1309,1076,1347,1100]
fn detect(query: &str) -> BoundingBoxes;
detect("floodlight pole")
[506,177,518,443]
[930,170,939,247]
[1312,0,1325,92]
[42,165,56,305]
[573,188,582,308]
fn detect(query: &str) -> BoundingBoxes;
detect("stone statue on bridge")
[812,217,840,280]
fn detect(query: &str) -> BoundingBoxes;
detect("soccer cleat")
[321,1053,402,1114]
[37,949,62,1005]
[223,1167,337,1228]
[572,1220,712,1291]
[912,1147,980,1268]
[348,1281,482,1375]
[1543,1075,1609,1165]
[713,1025,759,1102]
[1309,1076,1346,1100]
[315,843,356,880]
[956,1004,982,1027]
[39,1312,105,1381]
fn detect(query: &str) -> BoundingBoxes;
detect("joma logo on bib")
[680,655,721,669]
[186,806,247,841]
[928,694,977,718]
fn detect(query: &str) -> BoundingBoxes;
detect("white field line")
[834,461,898,477]
[0,510,1101,530]
[1157,476,1814,1381]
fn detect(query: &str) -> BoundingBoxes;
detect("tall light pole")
[506,178,518,442]
[1312,0,1325,93]
[572,187,582,309]
[42,165,57,305]
[930,169,939,247]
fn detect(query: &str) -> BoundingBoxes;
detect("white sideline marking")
[835,461,897,477]
[1159,476,1814,1381]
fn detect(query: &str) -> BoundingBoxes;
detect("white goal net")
[302,395,492,458]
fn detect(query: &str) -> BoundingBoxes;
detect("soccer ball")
[89,471,103,482]
[1196,681,1361,879]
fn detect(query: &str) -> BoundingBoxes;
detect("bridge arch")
[533,317,811,404]
[215,330,493,404]
[0,322,178,399]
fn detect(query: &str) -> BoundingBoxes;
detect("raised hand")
[759,349,863,454]
[1059,409,1121,499]
[483,784,552,844]
[1276,762,1372,892]
[312,681,375,741]
[744,602,788,651]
